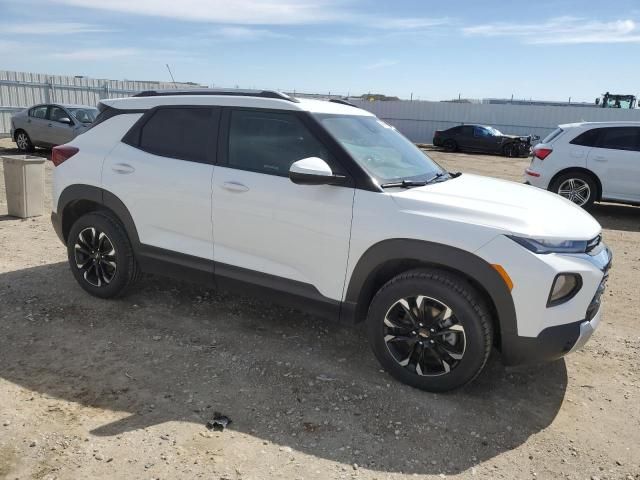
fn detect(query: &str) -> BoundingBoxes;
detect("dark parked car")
[433,125,537,157]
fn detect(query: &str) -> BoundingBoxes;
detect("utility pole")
[166,64,177,88]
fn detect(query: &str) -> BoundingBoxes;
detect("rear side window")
[29,106,47,119]
[570,128,601,147]
[460,126,474,135]
[542,128,563,144]
[596,127,640,151]
[137,107,213,162]
[227,110,330,176]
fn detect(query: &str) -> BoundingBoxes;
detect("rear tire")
[549,171,597,208]
[15,130,35,152]
[67,211,139,298]
[366,269,493,392]
[442,139,457,152]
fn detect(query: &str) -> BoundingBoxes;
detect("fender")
[341,239,518,347]
[56,184,140,246]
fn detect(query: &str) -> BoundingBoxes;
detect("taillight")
[51,145,79,166]
[534,147,552,160]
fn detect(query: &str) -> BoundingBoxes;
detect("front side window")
[68,107,98,124]
[596,127,640,151]
[228,110,330,176]
[138,107,212,162]
[474,126,492,138]
[29,106,47,119]
[48,106,70,123]
[315,114,445,183]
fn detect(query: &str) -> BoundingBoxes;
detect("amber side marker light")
[491,264,514,291]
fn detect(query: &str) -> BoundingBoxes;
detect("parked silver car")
[10,103,98,152]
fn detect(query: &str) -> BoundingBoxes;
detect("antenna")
[165,64,177,88]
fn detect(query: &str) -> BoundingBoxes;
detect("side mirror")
[289,157,346,186]
[59,117,73,125]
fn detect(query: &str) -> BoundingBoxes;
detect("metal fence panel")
[349,99,640,143]
[0,70,203,136]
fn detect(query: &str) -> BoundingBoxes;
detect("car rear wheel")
[550,172,597,208]
[67,211,139,298]
[366,269,493,392]
[15,130,34,152]
[442,139,457,152]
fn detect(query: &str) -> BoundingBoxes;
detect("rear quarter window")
[570,128,601,147]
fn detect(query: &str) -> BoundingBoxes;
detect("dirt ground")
[0,137,639,480]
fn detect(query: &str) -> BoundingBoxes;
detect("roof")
[101,90,373,117]
[558,121,640,129]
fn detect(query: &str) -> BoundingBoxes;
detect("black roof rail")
[132,88,299,103]
[329,98,357,107]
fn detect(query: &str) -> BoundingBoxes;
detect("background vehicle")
[525,121,640,207]
[10,103,98,152]
[51,89,610,392]
[595,92,637,109]
[433,124,537,157]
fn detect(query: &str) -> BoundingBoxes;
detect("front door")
[43,106,76,145]
[211,108,354,302]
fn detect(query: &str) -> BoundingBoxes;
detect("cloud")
[0,22,111,34]
[371,17,451,30]
[463,17,640,44]
[364,59,398,70]
[48,0,347,25]
[51,48,140,60]
[313,35,376,46]
[211,26,290,41]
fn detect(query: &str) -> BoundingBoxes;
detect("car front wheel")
[366,269,493,392]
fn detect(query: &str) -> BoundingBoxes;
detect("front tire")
[549,171,597,208]
[366,269,493,392]
[502,143,518,157]
[15,130,35,152]
[67,211,139,298]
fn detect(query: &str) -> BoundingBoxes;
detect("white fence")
[0,70,203,136]
[349,99,640,144]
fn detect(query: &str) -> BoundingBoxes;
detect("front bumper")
[476,235,612,365]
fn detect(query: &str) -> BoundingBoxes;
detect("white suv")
[525,122,640,207]
[51,90,612,391]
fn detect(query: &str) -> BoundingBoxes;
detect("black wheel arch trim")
[56,185,141,246]
[342,238,518,350]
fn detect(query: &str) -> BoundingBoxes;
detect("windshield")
[315,114,445,183]
[68,107,98,124]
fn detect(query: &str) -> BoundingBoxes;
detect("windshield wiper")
[380,179,429,189]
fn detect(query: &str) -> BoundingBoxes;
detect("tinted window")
[474,126,491,137]
[48,106,69,122]
[228,110,330,175]
[139,107,212,162]
[29,106,47,119]
[570,128,601,147]
[596,127,640,151]
[460,126,474,135]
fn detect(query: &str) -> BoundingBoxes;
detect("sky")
[1,0,639,102]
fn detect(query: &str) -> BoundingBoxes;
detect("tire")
[66,211,139,298]
[442,139,457,152]
[366,269,493,392]
[502,143,518,157]
[549,171,597,208]
[15,130,35,152]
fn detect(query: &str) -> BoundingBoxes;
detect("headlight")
[507,235,588,254]
[547,273,582,306]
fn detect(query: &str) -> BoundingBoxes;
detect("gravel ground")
[0,138,639,480]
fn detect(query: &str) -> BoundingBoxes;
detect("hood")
[502,134,530,142]
[390,174,601,240]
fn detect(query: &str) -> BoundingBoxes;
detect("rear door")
[456,125,475,149]
[25,105,49,144]
[102,106,219,264]
[586,126,640,201]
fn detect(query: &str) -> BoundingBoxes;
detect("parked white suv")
[51,90,612,391]
[525,122,640,207]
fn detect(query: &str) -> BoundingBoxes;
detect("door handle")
[593,156,607,162]
[111,163,136,174]
[48,123,53,127]
[222,181,249,192]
